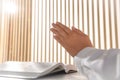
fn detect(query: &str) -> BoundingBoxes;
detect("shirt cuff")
[74,47,97,58]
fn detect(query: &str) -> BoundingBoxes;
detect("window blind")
[0,0,32,62]
[0,0,120,64]
[31,0,120,64]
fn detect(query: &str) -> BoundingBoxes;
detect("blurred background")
[0,0,120,64]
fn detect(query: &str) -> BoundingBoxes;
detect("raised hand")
[50,22,93,57]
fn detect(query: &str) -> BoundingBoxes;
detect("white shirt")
[74,47,120,80]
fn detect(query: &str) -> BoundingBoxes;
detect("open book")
[0,61,77,79]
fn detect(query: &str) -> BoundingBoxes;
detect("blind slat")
[0,0,120,64]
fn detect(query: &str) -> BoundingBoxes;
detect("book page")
[0,62,58,73]
[0,61,77,78]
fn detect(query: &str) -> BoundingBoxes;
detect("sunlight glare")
[3,2,17,14]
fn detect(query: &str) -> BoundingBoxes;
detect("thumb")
[72,26,82,33]
[72,26,78,31]
[72,26,86,35]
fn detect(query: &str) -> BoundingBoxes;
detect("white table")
[0,72,87,80]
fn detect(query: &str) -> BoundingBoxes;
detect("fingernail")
[50,28,52,30]
[52,23,54,25]
[72,26,76,30]
[56,22,60,24]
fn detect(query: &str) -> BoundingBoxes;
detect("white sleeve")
[74,47,120,80]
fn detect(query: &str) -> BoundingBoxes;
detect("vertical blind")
[0,0,32,63]
[0,0,3,63]
[31,0,120,64]
[0,0,120,64]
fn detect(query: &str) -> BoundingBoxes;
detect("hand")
[50,22,93,57]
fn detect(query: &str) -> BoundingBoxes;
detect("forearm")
[74,47,120,80]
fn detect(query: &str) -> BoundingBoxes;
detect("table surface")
[0,72,87,80]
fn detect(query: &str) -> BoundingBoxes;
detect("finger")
[50,28,66,39]
[50,28,59,35]
[52,23,68,38]
[53,34,65,47]
[56,22,71,34]
[72,26,86,36]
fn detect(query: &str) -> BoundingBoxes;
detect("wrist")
[73,46,93,57]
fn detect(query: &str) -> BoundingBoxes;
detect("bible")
[0,61,77,79]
